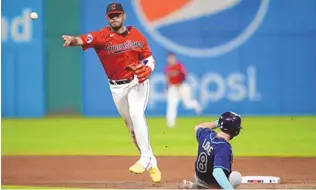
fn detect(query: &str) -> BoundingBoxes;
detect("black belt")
[109,78,132,85]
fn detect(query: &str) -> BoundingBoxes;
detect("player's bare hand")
[62,35,76,47]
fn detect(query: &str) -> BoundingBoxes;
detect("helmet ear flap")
[235,127,241,136]
[219,124,228,133]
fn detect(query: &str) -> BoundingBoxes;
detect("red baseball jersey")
[79,26,152,80]
[165,62,186,85]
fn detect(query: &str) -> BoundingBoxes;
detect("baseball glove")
[125,63,152,83]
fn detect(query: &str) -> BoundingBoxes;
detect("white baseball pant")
[195,171,242,189]
[109,76,157,169]
[166,82,201,127]
[182,171,242,189]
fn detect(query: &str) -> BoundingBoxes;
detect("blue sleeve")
[196,128,215,142]
[214,145,232,172]
[213,168,234,189]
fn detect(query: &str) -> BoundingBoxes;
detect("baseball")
[30,12,38,20]
[229,171,242,188]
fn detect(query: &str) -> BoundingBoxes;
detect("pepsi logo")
[132,0,270,58]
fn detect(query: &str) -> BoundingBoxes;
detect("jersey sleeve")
[140,39,152,59]
[214,145,232,173]
[196,128,216,142]
[134,30,152,60]
[132,27,153,60]
[79,31,103,51]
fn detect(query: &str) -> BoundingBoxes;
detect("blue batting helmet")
[218,111,242,138]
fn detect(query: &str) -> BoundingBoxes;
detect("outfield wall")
[2,0,45,117]
[2,0,316,117]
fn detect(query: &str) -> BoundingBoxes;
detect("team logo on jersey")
[86,34,93,44]
[105,40,144,54]
[132,0,270,57]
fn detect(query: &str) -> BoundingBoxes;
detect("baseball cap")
[106,2,124,15]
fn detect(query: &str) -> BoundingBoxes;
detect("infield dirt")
[2,156,316,189]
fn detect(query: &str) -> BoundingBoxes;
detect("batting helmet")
[218,111,242,138]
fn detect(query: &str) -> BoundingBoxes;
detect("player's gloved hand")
[125,63,152,83]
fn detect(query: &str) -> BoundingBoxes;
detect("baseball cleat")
[148,167,161,183]
[178,180,194,189]
[129,162,146,174]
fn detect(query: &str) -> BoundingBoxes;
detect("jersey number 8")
[197,152,208,173]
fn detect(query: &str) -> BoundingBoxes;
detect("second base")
[242,176,281,184]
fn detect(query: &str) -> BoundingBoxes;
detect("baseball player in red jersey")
[61,3,161,183]
[165,52,202,128]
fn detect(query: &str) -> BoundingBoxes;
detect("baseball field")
[2,116,316,189]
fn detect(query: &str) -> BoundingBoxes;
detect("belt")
[109,77,133,85]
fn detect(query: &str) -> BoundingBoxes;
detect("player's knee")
[229,171,242,188]
[130,130,135,138]
[129,130,137,141]
[129,109,144,120]
[182,100,195,108]
[123,118,133,129]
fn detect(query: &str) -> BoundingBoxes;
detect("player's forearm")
[198,122,217,129]
[195,120,219,130]
[165,78,170,86]
[213,168,234,189]
[71,37,84,46]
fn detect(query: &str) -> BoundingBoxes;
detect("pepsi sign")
[132,0,269,57]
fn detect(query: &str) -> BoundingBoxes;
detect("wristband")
[144,56,155,71]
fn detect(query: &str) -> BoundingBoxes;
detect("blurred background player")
[179,111,243,189]
[164,52,202,128]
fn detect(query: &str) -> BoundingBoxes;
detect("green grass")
[2,116,316,156]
